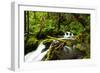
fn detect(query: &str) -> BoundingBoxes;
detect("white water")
[25,42,73,62]
[25,42,48,62]
[64,32,74,39]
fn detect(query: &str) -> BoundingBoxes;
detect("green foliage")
[69,21,84,35]
[24,36,39,55]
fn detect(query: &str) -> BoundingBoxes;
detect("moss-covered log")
[41,38,86,61]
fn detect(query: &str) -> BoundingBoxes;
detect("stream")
[25,32,74,62]
[25,42,48,62]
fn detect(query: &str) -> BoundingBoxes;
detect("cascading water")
[60,32,74,40]
[25,42,48,62]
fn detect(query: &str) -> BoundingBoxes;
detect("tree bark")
[57,13,61,31]
[33,11,36,25]
[27,11,29,36]
[24,11,26,33]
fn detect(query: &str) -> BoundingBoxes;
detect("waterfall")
[25,41,48,62]
[25,32,75,62]
[64,32,70,38]
[60,32,74,40]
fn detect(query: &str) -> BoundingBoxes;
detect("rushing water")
[25,42,48,62]
[25,41,73,62]
[64,32,73,38]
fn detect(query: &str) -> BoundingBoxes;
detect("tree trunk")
[58,13,61,30]
[37,16,45,39]
[27,11,29,36]
[34,11,36,25]
[56,13,61,31]
[24,11,26,33]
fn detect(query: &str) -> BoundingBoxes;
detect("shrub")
[24,37,39,55]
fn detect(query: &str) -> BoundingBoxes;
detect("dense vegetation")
[24,11,90,60]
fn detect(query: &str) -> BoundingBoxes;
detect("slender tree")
[24,11,26,34]
[27,11,29,36]
[37,16,45,39]
[58,13,60,30]
[33,11,36,25]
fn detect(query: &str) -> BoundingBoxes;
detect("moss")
[65,40,74,47]
[42,40,66,60]
[25,37,39,55]
[74,31,90,59]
